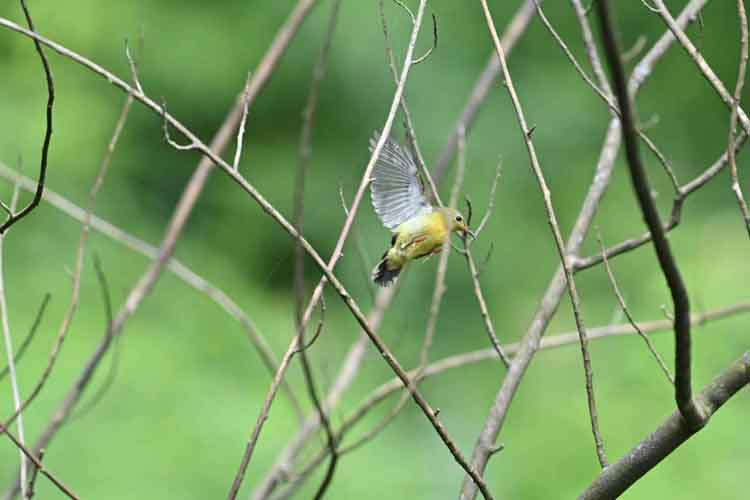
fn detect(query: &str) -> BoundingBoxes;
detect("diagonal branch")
[579,353,750,499]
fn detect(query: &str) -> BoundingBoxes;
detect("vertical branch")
[291,1,343,498]
[0,184,27,497]
[479,0,607,475]
[594,0,704,428]
[460,143,511,368]
[728,0,750,237]
[0,0,55,234]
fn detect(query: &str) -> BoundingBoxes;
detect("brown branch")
[478,0,607,481]
[595,0,704,429]
[579,353,750,499]
[271,302,750,499]
[0,422,78,500]
[0,0,54,234]
[460,2,708,497]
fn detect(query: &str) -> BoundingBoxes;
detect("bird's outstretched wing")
[369,131,431,230]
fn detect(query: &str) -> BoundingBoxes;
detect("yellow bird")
[369,132,472,286]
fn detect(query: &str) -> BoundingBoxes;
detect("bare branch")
[1,2,320,494]
[0,294,50,384]
[595,0,704,429]
[0,183,28,496]
[0,422,78,500]
[273,302,750,498]
[457,132,510,368]
[0,0,54,234]
[25,448,43,500]
[232,73,253,171]
[290,2,342,497]
[412,14,438,65]
[728,0,750,237]
[378,0,442,206]
[460,2,709,496]
[580,353,750,499]
[478,0,607,481]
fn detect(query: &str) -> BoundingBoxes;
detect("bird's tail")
[372,250,402,287]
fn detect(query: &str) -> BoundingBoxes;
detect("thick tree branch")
[595,0,703,429]
[579,353,750,499]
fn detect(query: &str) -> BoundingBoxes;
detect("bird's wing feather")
[369,131,431,230]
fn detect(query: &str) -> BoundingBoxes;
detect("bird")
[369,131,473,286]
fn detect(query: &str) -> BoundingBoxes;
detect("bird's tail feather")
[372,251,401,287]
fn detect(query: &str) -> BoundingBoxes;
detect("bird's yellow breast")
[389,211,449,265]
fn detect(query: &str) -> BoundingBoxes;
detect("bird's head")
[440,207,475,239]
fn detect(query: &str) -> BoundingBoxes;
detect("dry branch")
[595,0,703,429]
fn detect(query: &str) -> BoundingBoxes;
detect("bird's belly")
[393,213,449,261]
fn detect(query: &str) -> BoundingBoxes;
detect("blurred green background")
[0,0,748,498]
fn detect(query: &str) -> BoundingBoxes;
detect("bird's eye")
[455,215,463,222]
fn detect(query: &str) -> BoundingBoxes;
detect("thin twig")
[574,132,748,271]
[727,0,750,238]
[232,73,253,171]
[0,294,50,384]
[458,131,510,367]
[70,255,119,420]
[0,184,28,496]
[651,0,750,134]
[412,14,438,65]
[0,0,54,234]
[0,422,78,500]
[596,228,673,384]
[378,0,442,206]
[481,0,607,474]
[25,448,43,500]
[595,0,704,429]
